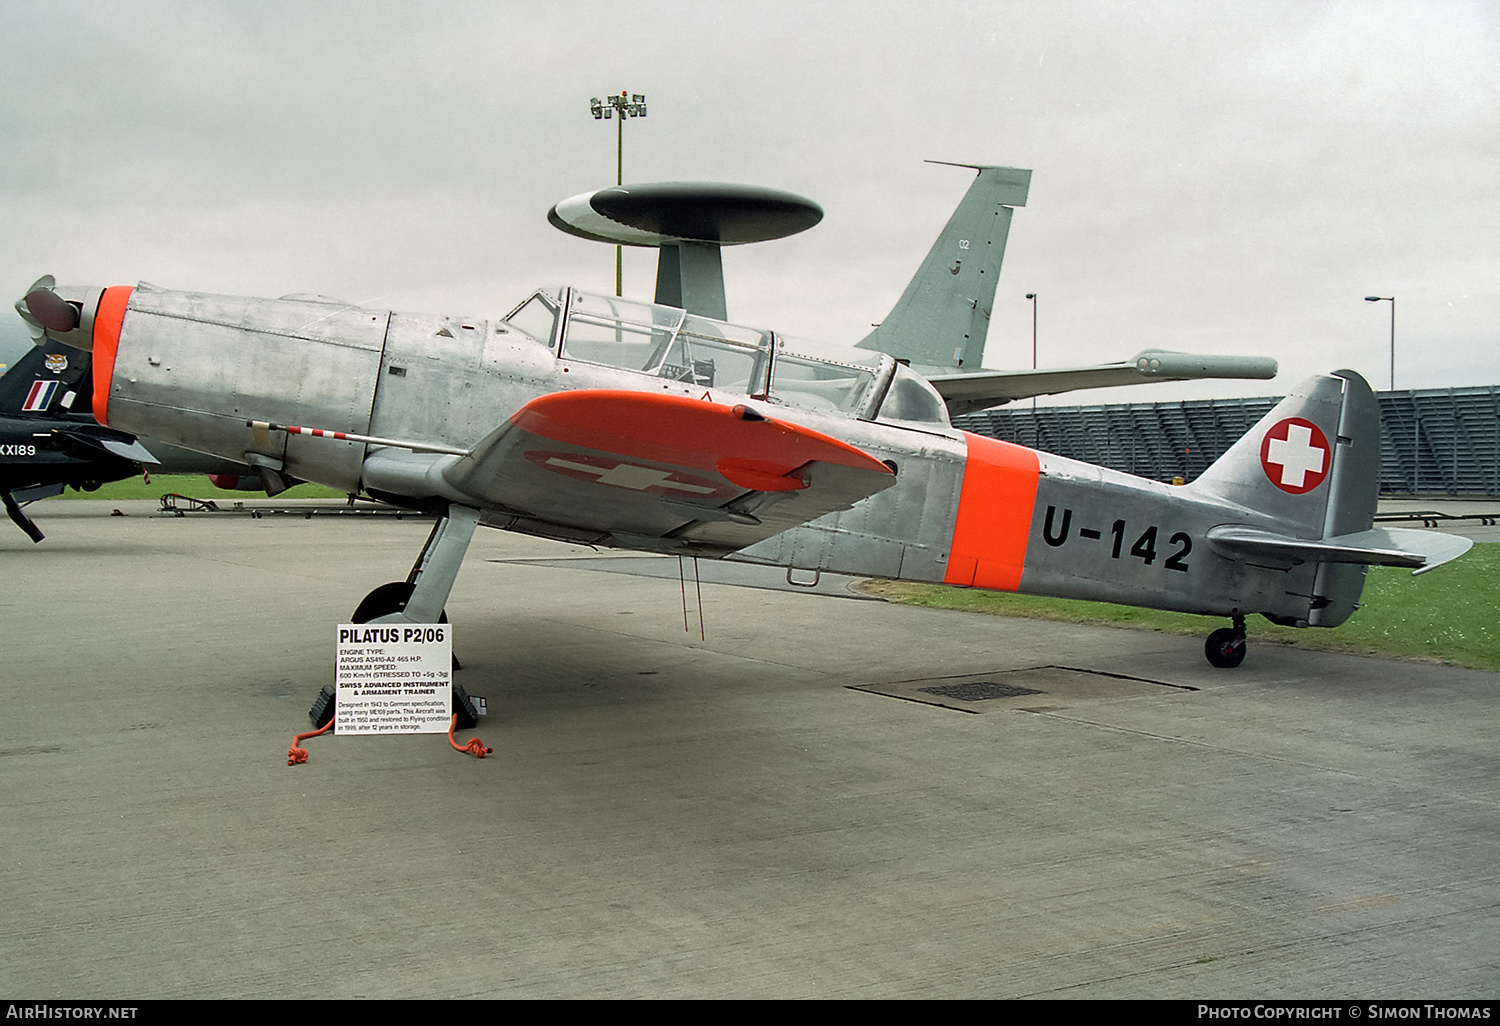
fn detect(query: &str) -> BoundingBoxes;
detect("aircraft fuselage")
[74,283,1359,630]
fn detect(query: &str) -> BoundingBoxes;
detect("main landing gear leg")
[3,490,45,544]
[325,505,479,727]
[353,503,480,637]
[1204,614,1247,669]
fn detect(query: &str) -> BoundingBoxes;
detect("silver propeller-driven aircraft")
[15,165,1471,666]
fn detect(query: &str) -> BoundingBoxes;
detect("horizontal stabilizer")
[1206,525,1473,574]
[95,437,160,464]
[42,429,160,465]
[931,350,1279,416]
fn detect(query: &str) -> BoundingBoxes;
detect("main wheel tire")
[352,581,415,622]
[350,582,460,670]
[1204,627,1247,669]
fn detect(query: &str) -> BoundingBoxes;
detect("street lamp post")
[1365,294,1410,488]
[1026,293,1038,373]
[1026,293,1038,446]
[589,91,648,296]
[1365,295,1395,391]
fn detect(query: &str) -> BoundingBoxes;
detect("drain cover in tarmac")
[850,666,1193,713]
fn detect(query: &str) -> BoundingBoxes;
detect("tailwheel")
[1204,621,1247,669]
[352,582,461,671]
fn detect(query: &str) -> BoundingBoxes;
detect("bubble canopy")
[501,287,949,430]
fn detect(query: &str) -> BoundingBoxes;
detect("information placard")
[335,624,452,734]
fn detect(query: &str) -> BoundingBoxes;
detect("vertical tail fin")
[1191,371,1372,537]
[857,163,1031,371]
[1192,370,1387,626]
[0,341,93,416]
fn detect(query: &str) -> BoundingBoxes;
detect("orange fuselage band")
[90,286,134,426]
[943,432,1040,591]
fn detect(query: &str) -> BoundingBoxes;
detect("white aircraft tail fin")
[856,163,1030,371]
[1191,370,1370,539]
[1192,369,1470,625]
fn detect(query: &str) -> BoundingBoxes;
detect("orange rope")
[288,717,335,765]
[289,713,490,763]
[448,713,492,758]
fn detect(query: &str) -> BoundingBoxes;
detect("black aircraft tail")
[2,341,147,543]
[0,340,93,417]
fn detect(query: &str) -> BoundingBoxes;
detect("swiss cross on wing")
[1260,417,1331,494]
[525,449,738,499]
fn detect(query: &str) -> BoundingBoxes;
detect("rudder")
[1308,370,1380,625]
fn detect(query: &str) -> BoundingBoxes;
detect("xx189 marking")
[1042,505,1191,572]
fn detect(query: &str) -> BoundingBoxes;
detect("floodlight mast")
[589,90,648,296]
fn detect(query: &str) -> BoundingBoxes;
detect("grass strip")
[864,544,1500,672]
[67,477,1499,671]
[56,474,348,501]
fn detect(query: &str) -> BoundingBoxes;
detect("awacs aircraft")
[14,167,1471,665]
[546,164,1283,414]
[0,327,156,541]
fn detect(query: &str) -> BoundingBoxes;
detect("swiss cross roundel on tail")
[1259,417,1331,494]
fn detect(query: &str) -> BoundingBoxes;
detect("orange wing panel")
[511,390,892,479]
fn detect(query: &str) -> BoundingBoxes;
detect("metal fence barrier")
[953,386,1500,497]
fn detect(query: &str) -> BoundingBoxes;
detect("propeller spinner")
[13,276,110,351]
[23,285,81,333]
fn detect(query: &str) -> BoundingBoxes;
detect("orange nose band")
[90,286,134,426]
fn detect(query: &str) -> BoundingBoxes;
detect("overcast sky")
[3,1,1496,404]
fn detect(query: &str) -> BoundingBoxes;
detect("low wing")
[364,390,896,555]
[930,350,1279,416]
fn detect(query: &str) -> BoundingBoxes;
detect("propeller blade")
[16,276,64,341]
[13,302,44,342]
[23,287,80,333]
